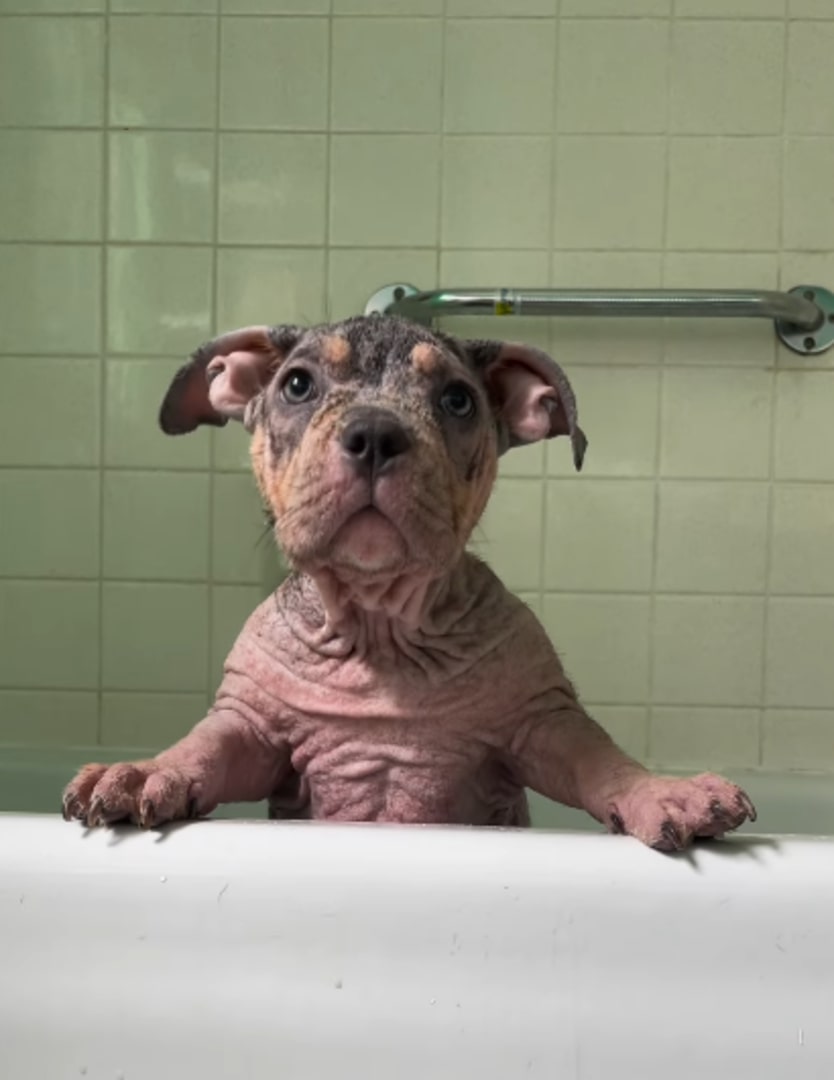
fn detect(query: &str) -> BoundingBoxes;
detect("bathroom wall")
[1,0,834,774]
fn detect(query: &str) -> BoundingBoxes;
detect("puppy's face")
[159,316,586,583]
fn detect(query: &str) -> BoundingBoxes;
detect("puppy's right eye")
[280,369,316,404]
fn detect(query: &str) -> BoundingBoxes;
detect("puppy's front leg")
[63,707,289,829]
[509,698,755,852]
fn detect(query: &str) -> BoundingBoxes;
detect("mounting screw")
[804,337,816,350]
[804,290,816,301]
[393,287,405,301]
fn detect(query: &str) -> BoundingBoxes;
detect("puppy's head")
[159,316,586,582]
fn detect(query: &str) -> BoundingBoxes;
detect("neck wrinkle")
[281,558,488,669]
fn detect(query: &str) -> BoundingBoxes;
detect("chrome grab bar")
[364,283,834,356]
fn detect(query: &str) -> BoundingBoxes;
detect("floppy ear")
[158,324,303,435]
[466,339,587,471]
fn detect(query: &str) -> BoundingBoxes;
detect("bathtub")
[1,752,834,1079]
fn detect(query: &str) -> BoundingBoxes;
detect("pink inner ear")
[207,347,277,420]
[492,366,565,444]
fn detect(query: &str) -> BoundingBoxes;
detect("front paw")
[62,761,199,829]
[607,772,756,853]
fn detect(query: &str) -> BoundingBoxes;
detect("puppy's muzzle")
[339,407,412,479]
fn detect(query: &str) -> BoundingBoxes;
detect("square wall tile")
[550,252,664,366]
[766,600,834,709]
[771,485,834,595]
[653,596,765,706]
[439,249,551,353]
[561,0,667,11]
[212,424,254,472]
[0,0,102,9]
[0,582,99,689]
[328,248,437,321]
[663,253,779,367]
[590,706,648,761]
[331,135,439,247]
[656,596,764,704]
[655,482,769,593]
[102,582,209,691]
[110,16,216,128]
[557,19,668,134]
[225,0,327,9]
[0,358,99,467]
[0,690,98,747]
[544,480,655,592]
[783,139,834,251]
[649,707,760,769]
[660,369,772,479]
[0,132,101,241]
[212,584,265,682]
[763,710,834,771]
[212,472,284,586]
[554,137,666,250]
[541,594,651,704]
[101,692,206,749]
[474,478,543,592]
[0,470,99,579]
[670,20,784,135]
[787,22,834,134]
[448,0,552,12]
[775,372,834,481]
[106,359,211,470]
[0,246,101,355]
[667,138,780,250]
[107,246,212,354]
[109,132,214,243]
[0,17,103,125]
[220,18,328,130]
[546,367,660,478]
[103,471,210,581]
[444,19,555,134]
[219,134,326,245]
[442,136,550,249]
[789,0,834,13]
[678,0,783,12]
[116,0,213,9]
[216,248,326,328]
[332,18,442,133]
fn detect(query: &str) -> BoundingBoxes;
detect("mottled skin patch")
[64,315,756,851]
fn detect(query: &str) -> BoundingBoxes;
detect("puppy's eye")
[281,369,316,404]
[440,382,476,420]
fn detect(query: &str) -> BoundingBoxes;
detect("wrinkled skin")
[63,316,756,852]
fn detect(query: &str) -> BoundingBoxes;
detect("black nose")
[339,409,412,477]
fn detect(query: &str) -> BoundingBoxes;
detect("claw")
[654,819,685,853]
[138,800,156,830]
[187,797,199,820]
[608,810,625,835]
[62,795,79,822]
[85,797,104,828]
[738,789,757,823]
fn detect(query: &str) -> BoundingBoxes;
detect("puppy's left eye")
[281,369,316,404]
[440,383,476,419]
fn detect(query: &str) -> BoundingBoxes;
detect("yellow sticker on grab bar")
[494,289,513,316]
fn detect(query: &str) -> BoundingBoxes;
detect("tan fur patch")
[410,343,443,376]
[320,334,352,368]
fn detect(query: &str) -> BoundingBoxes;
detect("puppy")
[63,316,755,851]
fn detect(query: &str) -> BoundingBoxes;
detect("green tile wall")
[2,1,834,777]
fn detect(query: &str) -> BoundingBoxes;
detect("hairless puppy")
[63,315,755,851]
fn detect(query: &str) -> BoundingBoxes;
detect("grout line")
[756,2,792,767]
[645,0,676,762]
[94,0,111,745]
[323,0,334,319]
[205,0,222,705]
[539,4,560,620]
[434,0,448,289]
